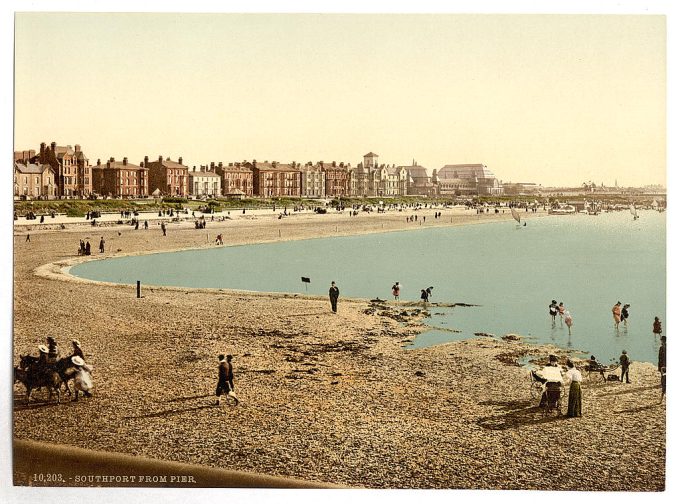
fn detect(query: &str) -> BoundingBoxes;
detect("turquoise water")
[70,211,666,363]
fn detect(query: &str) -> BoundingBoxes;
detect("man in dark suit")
[215,354,229,406]
[329,281,339,313]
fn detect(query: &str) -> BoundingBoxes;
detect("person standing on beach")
[658,336,666,397]
[653,316,662,336]
[99,236,105,253]
[612,302,622,330]
[226,355,238,404]
[392,282,400,301]
[25,234,30,242]
[619,350,631,384]
[420,289,429,304]
[161,222,166,236]
[565,359,582,417]
[329,281,340,313]
[215,354,229,406]
[558,302,565,326]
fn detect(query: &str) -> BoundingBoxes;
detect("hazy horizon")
[14,13,666,187]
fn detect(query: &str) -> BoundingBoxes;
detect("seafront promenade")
[12,207,665,489]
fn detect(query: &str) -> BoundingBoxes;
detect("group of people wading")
[14,336,94,403]
[535,299,667,417]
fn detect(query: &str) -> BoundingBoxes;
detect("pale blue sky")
[14,12,666,186]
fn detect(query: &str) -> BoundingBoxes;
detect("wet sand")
[12,208,665,489]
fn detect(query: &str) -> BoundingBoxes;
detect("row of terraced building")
[14,143,503,199]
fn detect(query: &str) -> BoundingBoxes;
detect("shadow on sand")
[165,393,213,403]
[124,404,215,420]
[476,399,568,430]
[598,385,658,398]
[13,395,63,411]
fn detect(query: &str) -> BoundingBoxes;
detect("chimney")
[144,155,149,165]
[159,155,163,162]
[123,157,128,165]
[179,156,183,165]
[75,144,81,152]
[40,142,46,157]
[97,159,101,166]
[210,162,215,170]
[51,142,56,152]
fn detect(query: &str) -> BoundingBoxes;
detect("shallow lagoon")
[71,210,665,363]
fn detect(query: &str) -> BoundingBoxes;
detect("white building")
[301,163,326,198]
[188,168,222,198]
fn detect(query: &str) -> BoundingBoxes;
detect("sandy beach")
[12,207,665,490]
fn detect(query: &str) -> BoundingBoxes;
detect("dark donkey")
[14,365,62,404]
[19,355,77,396]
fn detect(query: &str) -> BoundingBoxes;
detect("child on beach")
[392,282,400,301]
[215,354,238,406]
[558,302,565,325]
[653,316,662,336]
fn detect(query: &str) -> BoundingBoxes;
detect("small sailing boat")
[629,204,639,220]
[510,206,524,227]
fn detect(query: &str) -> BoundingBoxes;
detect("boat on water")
[630,204,639,220]
[583,201,600,215]
[549,204,576,215]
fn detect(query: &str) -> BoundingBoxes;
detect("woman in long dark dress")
[565,359,582,417]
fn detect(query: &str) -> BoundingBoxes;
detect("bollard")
[136,280,141,298]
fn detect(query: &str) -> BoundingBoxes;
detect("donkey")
[14,366,62,404]
[20,354,77,396]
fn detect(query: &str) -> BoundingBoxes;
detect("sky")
[12,12,667,188]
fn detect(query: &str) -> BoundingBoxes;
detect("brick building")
[34,142,92,197]
[249,161,301,197]
[144,156,189,197]
[320,162,351,197]
[92,157,149,198]
[216,162,254,197]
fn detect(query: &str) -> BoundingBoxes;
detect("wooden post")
[136,280,141,298]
